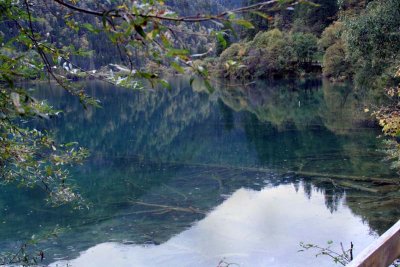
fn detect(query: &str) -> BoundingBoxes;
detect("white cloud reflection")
[52,184,377,267]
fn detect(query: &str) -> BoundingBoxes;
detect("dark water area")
[0,78,399,266]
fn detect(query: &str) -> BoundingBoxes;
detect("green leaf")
[227,12,236,20]
[82,23,100,33]
[171,62,185,73]
[160,34,171,48]
[216,32,227,49]
[251,11,271,20]
[138,72,158,79]
[159,79,172,90]
[231,19,255,29]
[204,79,215,93]
[65,142,79,147]
[166,48,189,57]
[298,0,320,7]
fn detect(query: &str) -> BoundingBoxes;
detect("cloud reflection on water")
[52,184,376,267]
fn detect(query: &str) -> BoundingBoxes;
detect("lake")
[1,78,399,266]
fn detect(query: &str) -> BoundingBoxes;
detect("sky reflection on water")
[52,184,376,267]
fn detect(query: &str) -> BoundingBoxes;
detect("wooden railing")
[347,220,400,267]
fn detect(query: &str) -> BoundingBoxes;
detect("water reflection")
[51,184,377,267]
[0,78,399,264]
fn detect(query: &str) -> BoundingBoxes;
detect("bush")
[216,29,321,79]
[251,29,285,49]
[322,40,352,80]
[291,32,318,63]
[245,29,295,77]
[217,43,248,79]
[343,0,400,87]
[218,43,246,64]
[318,22,343,51]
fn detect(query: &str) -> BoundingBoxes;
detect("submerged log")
[130,201,206,215]
[335,181,379,193]
[360,199,400,209]
[292,171,400,185]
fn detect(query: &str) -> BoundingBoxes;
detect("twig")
[129,200,206,215]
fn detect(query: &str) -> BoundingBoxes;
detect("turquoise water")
[0,78,399,266]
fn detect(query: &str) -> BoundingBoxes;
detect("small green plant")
[299,241,354,266]
[0,226,64,266]
[299,241,400,266]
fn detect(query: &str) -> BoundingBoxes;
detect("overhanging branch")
[52,0,280,23]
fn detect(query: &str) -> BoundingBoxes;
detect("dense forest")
[2,0,398,86]
[1,0,400,266]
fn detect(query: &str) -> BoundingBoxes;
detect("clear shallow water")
[1,78,399,266]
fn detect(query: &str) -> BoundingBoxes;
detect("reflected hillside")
[319,83,380,135]
[32,78,386,169]
[213,79,377,134]
[32,80,214,161]
[212,79,324,131]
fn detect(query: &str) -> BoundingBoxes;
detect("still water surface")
[1,78,399,266]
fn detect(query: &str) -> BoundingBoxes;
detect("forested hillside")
[212,0,400,88]
[2,0,396,90]
[0,0,242,70]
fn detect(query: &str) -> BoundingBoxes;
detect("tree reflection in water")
[0,78,398,264]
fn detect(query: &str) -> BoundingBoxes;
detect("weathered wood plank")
[347,220,400,267]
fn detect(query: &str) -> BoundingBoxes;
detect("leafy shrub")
[251,29,285,49]
[343,0,400,87]
[218,43,245,64]
[322,40,352,80]
[291,32,318,63]
[318,22,343,51]
[216,29,321,79]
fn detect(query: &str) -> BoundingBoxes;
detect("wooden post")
[347,220,400,267]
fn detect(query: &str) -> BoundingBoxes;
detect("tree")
[291,32,318,63]
[343,0,400,88]
[322,40,352,80]
[374,67,400,171]
[292,0,338,34]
